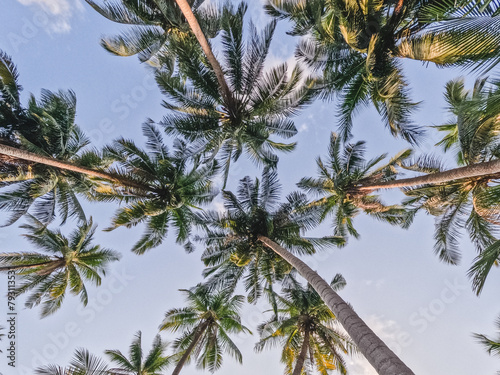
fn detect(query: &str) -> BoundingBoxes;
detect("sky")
[1,1,500,374]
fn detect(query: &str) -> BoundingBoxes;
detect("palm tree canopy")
[94,122,217,254]
[198,168,344,303]
[35,348,110,375]
[157,2,316,186]
[86,0,223,68]
[266,0,500,143]
[402,78,500,291]
[159,284,250,373]
[256,276,357,375]
[298,132,413,239]
[105,331,170,375]
[0,51,107,226]
[0,215,120,317]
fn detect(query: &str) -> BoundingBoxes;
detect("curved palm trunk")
[357,158,500,191]
[0,143,146,190]
[171,320,209,375]
[0,261,53,271]
[292,326,310,375]
[173,0,234,110]
[258,235,415,375]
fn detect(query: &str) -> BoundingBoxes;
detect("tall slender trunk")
[357,158,500,191]
[0,143,146,190]
[0,261,53,271]
[258,235,415,375]
[173,0,234,111]
[171,320,209,375]
[292,325,310,375]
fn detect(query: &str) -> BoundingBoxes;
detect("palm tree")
[0,51,114,225]
[0,60,217,254]
[157,2,315,186]
[298,132,412,239]
[402,78,500,281]
[266,0,500,142]
[198,170,414,374]
[256,235,415,375]
[199,168,343,302]
[95,122,217,254]
[159,284,250,375]
[256,275,356,375]
[85,0,222,69]
[105,331,170,375]
[0,215,120,317]
[35,348,109,375]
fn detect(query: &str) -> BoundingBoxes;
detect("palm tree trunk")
[0,261,53,271]
[292,326,310,375]
[173,0,234,110]
[357,158,500,191]
[171,320,209,375]
[0,143,146,190]
[258,235,415,375]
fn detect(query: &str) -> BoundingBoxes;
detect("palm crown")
[105,331,170,375]
[157,2,315,186]
[86,0,222,68]
[199,169,344,303]
[0,52,103,225]
[256,276,357,375]
[0,215,120,317]
[160,284,250,374]
[298,132,412,239]
[403,78,500,292]
[266,0,500,143]
[95,122,217,254]
[35,348,110,375]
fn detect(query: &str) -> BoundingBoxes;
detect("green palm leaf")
[0,215,120,317]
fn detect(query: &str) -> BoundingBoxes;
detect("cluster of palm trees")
[2,0,500,374]
[34,282,354,375]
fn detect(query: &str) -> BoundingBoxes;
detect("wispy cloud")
[364,278,386,290]
[17,0,84,33]
[349,358,378,375]
[298,123,309,133]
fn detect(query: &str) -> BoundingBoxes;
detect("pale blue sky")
[1,1,500,374]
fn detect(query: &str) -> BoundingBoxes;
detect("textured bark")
[292,325,310,375]
[171,320,209,375]
[0,143,146,190]
[357,158,500,191]
[0,261,53,271]
[258,236,415,375]
[174,0,234,111]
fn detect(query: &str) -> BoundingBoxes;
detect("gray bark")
[0,261,52,271]
[258,235,415,375]
[173,0,235,111]
[357,159,500,191]
[171,320,209,375]
[0,143,146,190]
[292,325,310,375]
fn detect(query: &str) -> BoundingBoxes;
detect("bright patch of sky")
[16,0,84,33]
